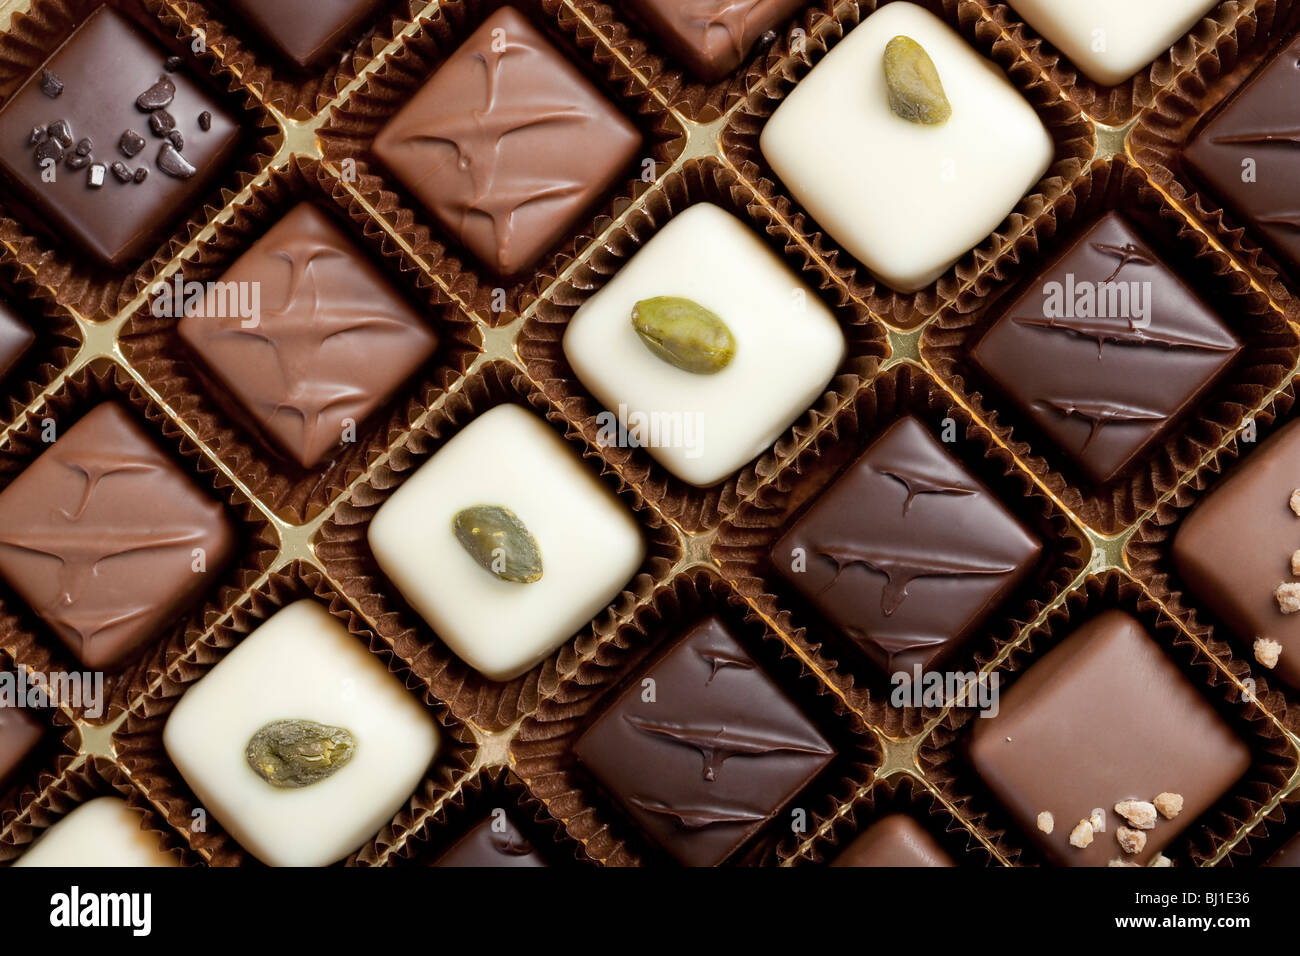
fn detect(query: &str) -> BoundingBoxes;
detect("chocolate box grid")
[0,0,1296,865]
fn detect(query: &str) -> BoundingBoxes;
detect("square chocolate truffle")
[177,202,439,470]
[1005,0,1218,86]
[0,402,236,670]
[564,203,846,487]
[0,700,44,792]
[970,211,1240,485]
[0,6,242,269]
[14,796,181,867]
[829,814,955,867]
[371,6,642,277]
[368,404,645,682]
[0,298,34,382]
[573,615,835,866]
[1173,417,1300,689]
[759,2,1052,292]
[220,0,386,68]
[626,0,807,82]
[163,600,440,867]
[968,610,1251,867]
[773,416,1042,677]
[1184,34,1300,279]
[432,813,548,867]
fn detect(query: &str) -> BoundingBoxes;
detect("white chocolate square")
[15,797,180,867]
[562,203,846,487]
[367,404,646,681]
[760,2,1053,292]
[162,600,439,867]
[1005,0,1218,86]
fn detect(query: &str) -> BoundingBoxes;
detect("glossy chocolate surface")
[970,212,1240,485]
[0,403,236,670]
[178,202,438,469]
[1267,832,1300,867]
[371,6,641,277]
[574,615,834,866]
[222,0,385,68]
[433,813,549,867]
[0,701,44,792]
[627,0,806,82]
[773,416,1042,676]
[0,299,34,382]
[968,610,1251,866]
[1184,35,1300,278]
[829,814,955,867]
[1173,417,1300,689]
[0,7,242,268]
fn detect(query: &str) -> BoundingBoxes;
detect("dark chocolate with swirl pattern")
[0,403,236,670]
[178,202,438,469]
[432,812,549,868]
[773,416,1042,678]
[626,0,808,82]
[371,6,641,277]
[573,615,834,866]
[970,212,1240,485]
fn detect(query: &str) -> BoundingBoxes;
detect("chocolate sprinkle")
[65,152,90,170]
[135,75,176,111]
[198,110,211,132]
[110,160,132,183]
[167,129,184,151]
[47,120,72,148]
[133,166,148,183]
[119,130,146,158]
[156,142,195,179]
[27,126,44,146]
[74,137,92,156]
[149,109,175,137]
[87,163,105,188]
[33,138,63,167]
[164,55,183,72]
[39,69,63,99]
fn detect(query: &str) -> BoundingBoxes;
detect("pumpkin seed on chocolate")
[631,296,736,374]
[245,718,356,789]
[883,35,951,125]
[452,505,543,583]
[136,75,176,111]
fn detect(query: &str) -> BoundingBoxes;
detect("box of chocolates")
[1,0,1300,878]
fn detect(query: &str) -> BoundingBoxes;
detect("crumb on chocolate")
[1114,800,1157,830]
[1255,636,1283,670]
[1290,488,1300,516]
[1276,581,1300,614]
[1153,792,1183,820]
[1108,858,1139,867]
[1037,811,1054,835]
[1292,550,1300,577]
[1116,826,1146,855]
[1150,853,1173,868]
[1069,819,1094,849]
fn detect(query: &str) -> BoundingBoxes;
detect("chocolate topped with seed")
[156,142,195,179]
[149,109,175,136]
[119,129,146,157]
[135,75,176,111]
[39,69,63,98]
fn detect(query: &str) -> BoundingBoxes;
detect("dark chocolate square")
[626,0,807,82]
[0,700,44,792]
[177,202,439,469]
[1184,35,1300,278]
[0,6,242,269]
[0,298,35,382]
[970,212,1241,485]
[772,416,1042,677]
[221,0,386,69]
[829,814,955,867]
[1173,417,1300,689]
[573,615,834,866]
[0,403,237,670]
[968,610,1251,866]
[371,6,642,277]
[432,813,548,868]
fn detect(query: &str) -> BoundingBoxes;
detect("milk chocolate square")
[574,615,834,866]
[627,0,807,82]
[221,0,386,68]
[970,212,1240,485]
[0,6,242,268]
[432,813,549,867]
[178,202,438,470]
[371,6,642,277]
[1184,35,1300,279]
[0,299,34,382]
[773,416,1042,677]
[829,814,955,867]
[0,403,237,670]
[968,610,1251,866]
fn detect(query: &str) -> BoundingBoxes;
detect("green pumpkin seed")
[245,719,356,789]
[631,296,736,374]
[883,35,951,125]
[453,505,543,583]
